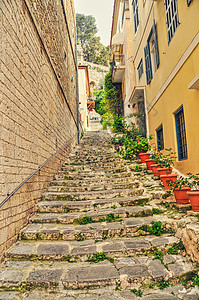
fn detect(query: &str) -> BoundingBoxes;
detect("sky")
[74,0,115,46]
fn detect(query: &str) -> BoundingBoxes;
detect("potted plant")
[160,174,178,190]
[169,176,192,204]
[156,148,176,176]
[134,136,152,163]
[187,173,199,211]
[145,152,159,172]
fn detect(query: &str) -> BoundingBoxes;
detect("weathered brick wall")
[0,0,78,258]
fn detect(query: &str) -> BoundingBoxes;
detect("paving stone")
[148,259,169,278]
[27,269,63,283]
[123,239,151,250]
[7,244,35,257]
[4,261,32,268]
[142,294,178,300]
[167,262,185,276]
[71,245,96,256]
[37,243,69,257]
[0,270,23,285]
[119,264,150,278]
[0,292,19,300]
[62,265,119,287]
[102,242,125,253]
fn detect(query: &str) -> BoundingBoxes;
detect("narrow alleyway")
[0,129,198,299]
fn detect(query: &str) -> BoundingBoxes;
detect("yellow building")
[111,0,199,174]
[78,65,91,130]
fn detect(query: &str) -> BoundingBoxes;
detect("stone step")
[42,187,144,201]
[7,235,180,262]
[59,171,133,181]
[36,195,150,213]
[21,215,171,241]
[0,255,194,290]
[50,176,136,187]
[62,166,129,175]
[47,181,140,193]
[62,163,128,170]
[32,205,153,224]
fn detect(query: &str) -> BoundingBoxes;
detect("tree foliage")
[104,68,123,117]
[76,13,110,66]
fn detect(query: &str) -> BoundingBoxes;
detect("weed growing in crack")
[138,221,175,236]
[131,288,143,297]
[167,241,185,254]
[87,252,114,263]
[157,279,170,289]
[152,207,163,215]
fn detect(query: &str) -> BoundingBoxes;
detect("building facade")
[111,0,199,174]
[0,0,79,257]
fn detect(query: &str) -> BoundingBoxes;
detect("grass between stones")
[138,221,175,236]
[87,252,114,263]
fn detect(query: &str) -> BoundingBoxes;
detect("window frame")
[156,125,164,151]
[137,59,143,80]
[175,106,188,161]
[187,0,192,6]
[144,20,159,85]
[132,0,139,34]
[164,0,179,44]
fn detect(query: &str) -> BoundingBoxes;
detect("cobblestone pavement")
[0,130,199,299]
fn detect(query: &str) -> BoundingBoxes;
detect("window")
[164,0,179,44]
[144,20,160,85]
[187,0,192,6]
[156,125,164,151]
[132,0,139,34]
[175,107,188,160]
[137,59,143,80]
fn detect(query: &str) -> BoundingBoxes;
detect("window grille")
[132,0,139,34]
[164,0,179,44]
[156,125,164,151]
[175,107,188,160]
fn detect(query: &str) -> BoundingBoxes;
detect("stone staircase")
[0,131,198,299]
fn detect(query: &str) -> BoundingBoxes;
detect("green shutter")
[144,43,152,85]
[153,20,160,69]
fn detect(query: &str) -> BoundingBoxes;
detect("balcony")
[87,99,95,112]
[112,54,125,83]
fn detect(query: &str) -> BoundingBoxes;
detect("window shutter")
[153,20,160,69]
[144,43,153,85]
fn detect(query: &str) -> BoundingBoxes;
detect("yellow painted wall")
[148,45,199,174]
[127,0,199,174]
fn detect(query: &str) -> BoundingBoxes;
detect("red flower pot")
[187,191,199,211]
[160,174,178,190]
[174,187,191,204]
[151,164,159,176]
[145,159,156,170]
[139,152,151,163]
[157,168,172,176]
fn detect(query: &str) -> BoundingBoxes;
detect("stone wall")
[0,0,78,258]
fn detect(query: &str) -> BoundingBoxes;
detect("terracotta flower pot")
[145,159,156,170]
[187,191,199,211]
[160,174,178,190]
[139,152,151,163]
[157,168,172,176]
[174,187,191,204]
[151,164,159,176]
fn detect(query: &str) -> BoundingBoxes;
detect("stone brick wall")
[0,0,78,258]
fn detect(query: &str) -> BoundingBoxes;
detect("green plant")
[191,275,199,286]
[134,165,142,172]
[167,241,185,254]
[87,252,114,263]
[133,135,152,153]
[131,288,143,297]
[187,173,199,190]
[139,221,174,236]
[75,233,85,241]
[157,279,170,290]
[168,176,192,190]
[153,250,164,264]
[152,207,163,215]
[155,148,176,169]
